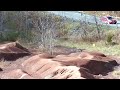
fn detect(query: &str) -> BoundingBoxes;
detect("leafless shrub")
[68,15,105,42]
[0,11,116,54]
[0,11,66,54]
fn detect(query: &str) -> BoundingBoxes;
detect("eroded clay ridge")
[0,42,120,79]
[0,42,31,61]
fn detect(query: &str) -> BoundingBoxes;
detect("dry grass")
[58,40,120,56]
[112,70,120,76]
[56,29,120,56]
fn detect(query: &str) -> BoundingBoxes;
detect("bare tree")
[0,11,4,40]
[94,15,101,39]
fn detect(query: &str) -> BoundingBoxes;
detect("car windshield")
[107,16,113,20]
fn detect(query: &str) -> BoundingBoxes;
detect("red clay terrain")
[0,42,120,79]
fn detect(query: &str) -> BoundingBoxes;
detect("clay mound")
[0,42,120,79]
[0,69,23,79]
[53,51,119,75]
[53,51,107,61]
[22,52,120,79]
[79,67,96,79]
[0,69,34,79]
[44,66,83,79]
[0,42,31,61]
[21,55,86,79]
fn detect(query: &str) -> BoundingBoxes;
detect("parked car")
[100,16,117,24]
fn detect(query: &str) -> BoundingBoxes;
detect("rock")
[0,42,31,61]
[22,54,55,67]
[1,44,119,79]
[53,51,107,61]
[53,56,79,62]
[0,69,29,79]
[77,51,106,59]
[38,53,55,58]
[21,55,85,79]
[22,55,62,75]
[0,68,3,72]
[48,66,82,79]
[54,51,119,75]
[64,59,118,75]
[33,65,83,79]
[31,63,61,79]
[19,74,35,79]
[21,55,40,67]
[79,67,95,79]
[68,52,82,57]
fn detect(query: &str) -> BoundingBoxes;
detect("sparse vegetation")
[0,11,120,55]
[1,11,120,79]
